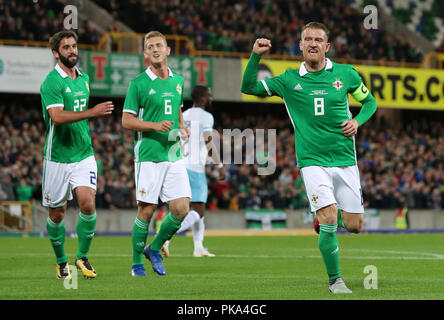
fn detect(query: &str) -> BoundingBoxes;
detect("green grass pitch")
[1,233,444,300]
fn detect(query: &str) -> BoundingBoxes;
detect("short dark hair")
[49,30,78,52]
[302,22,330,41]
[191,85,210,103]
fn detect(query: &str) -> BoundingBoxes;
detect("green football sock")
[46,217,67,264]
[318,224,341,280]
[150,212,183,252]
[76,211,97,260]
[337,208,346,229]
[132,217,149,266]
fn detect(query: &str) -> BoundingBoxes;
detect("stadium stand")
[0,1,443,212]
[1,0,432,63]
[0,0,101,44]
[0,97,443,211]
[348,0,444,47]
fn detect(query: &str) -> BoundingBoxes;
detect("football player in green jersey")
[122,31,191,277]
[241,22,377,294]
[40,31,114,279]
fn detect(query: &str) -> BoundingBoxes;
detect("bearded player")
[40,31,114,279]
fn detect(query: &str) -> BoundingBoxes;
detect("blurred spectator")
[0,174,16,201]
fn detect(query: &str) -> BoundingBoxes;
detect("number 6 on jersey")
[164,99,172,115]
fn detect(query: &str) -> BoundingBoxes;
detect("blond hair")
[144,31,167,49]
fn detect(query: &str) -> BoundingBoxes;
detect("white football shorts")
[300,165,364,214]
[42,155,97,208]
[135,159,191,204]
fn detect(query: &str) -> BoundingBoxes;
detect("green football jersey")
[123,67,184,162]
[243,53,372,168]
[40,64,93,163]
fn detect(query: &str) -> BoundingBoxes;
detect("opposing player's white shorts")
[187,169,208,203]
[135,160,191,204]
[42,155,97,208]
[300,165,364,214]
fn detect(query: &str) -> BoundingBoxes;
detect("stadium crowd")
[1,0,424,63]
[0,0,101,45]
[92,0,424,63]
[0,99,443,212]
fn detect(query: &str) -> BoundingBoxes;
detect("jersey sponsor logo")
[294,83,303,90]
[161,92,174,97]
[309,90,328,96]
[176,84,182,94]
[74,91,85,96]
[332,79,344,91]
[149,88,156,95]
[65,87,72,93]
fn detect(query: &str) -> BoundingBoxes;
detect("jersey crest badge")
[332,79,344,91]
[311,194,319,204]
[176,84,182,95]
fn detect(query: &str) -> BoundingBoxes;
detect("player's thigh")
[161,160,191,203]
[134,161,168,205]
[300,166,336,213]
[42,159,73,208]
[332,165,364,214]
[71,156,97,213]
[187,169,208,204]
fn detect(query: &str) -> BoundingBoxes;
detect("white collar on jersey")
[299,58,333,77]
[55,63,82,78]
[145,66,174,80]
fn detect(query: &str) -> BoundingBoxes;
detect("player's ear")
[52,50,59,60]
[325,42,331,53]
[166,46,171,56]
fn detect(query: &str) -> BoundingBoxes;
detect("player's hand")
[253,38,272,55]
[92,101,114,116]
[341,119,359,137]
[154,120,174,132]
[180,127,190,139]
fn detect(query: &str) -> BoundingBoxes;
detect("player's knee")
[170,199,190,219]
[78,198,95,214]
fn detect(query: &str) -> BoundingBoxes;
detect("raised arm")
[241,38,273,96]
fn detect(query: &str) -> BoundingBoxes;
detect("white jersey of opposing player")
[182,107,214,173]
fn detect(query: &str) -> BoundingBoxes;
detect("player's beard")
[58,52,79,68]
